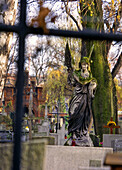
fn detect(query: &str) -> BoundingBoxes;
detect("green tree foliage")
[0,115,12,129]
[43,65,68,113]
[61,0,121,139]
[79,0,115,139]
[29,0,121,140]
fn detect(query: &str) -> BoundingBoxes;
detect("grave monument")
[65,42,97,146]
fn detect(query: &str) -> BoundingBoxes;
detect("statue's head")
[79,57,90,71]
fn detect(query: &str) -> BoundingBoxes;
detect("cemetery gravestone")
[103,134,122,152]
[0,141,46,170]
[65,43,97,146]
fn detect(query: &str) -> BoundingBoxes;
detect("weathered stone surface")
[0,143,13,170]
[103,134,122,152]
[45,146,113,170]
[78,167,110,170]
[0,140,46,170]
[49,133,58,145]
[32,136,55,145]
[49,124,66,145]
[0,143,113,170]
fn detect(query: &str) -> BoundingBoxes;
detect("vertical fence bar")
[0,0,120,169]
[12,0,27,170]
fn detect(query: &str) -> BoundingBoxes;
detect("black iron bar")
[49,29,122,41]
[12,0,27,170]
[0,24,122,41]
[0,24,20,33]
[0,0,121,169]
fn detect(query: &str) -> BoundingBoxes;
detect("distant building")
[1,71,46,118]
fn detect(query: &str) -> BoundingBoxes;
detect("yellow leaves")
[117,15,120,21]
[43,66,67,108]
[111,0,115,8]
[48,67,65,81]
[90,12,93,17]
[111,0,114,5]
[88,6,91,10]
[92,2,95,6]
[79,0,85,2]
[45,93,48,102]
[109,12,112,17]
[47,68,64,86]
[80,1,94,17]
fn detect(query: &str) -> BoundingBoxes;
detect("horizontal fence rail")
[0,0,122,170]
[0,24,122,41]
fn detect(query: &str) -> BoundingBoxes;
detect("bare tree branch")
[112,53,122,79]
[63,0,81,31]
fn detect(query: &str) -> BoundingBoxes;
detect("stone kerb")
[78,167,110,170]
[45,146,113,170]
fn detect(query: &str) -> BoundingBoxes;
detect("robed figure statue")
[65,42,97,146]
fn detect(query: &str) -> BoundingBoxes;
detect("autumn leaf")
[30,1,50,34]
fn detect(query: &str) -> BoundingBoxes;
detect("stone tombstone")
[49,133,58,145]
[118,121,122,134]
[111,139,122,152]
[0,140,46,170]
[37,120,49,136]
[57,123,66,145]
[49,123,66,145]
[103,134,122,152]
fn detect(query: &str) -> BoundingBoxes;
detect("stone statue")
[65,43,97,146]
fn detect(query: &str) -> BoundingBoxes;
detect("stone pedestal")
[45,146,113,170]
[67,133,93,147]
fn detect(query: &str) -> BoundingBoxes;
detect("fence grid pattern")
[0,0,122,170]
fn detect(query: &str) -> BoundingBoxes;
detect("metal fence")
[0,0,122,170]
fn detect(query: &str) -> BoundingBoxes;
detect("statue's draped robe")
[68,71,94,138]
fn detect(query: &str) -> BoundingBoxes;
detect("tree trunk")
[80,0,116,140]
